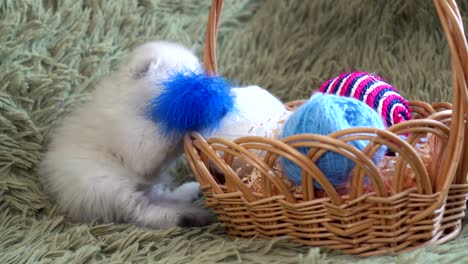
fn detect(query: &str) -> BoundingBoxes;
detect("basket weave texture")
[184,0,468,256]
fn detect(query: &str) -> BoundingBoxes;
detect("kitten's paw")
[149,181,202,203]
[171,181,202,202]
[177,207,215,228]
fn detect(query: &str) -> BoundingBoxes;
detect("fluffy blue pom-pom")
[281,93,386,189]
[147,70,235,136]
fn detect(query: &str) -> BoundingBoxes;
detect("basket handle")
[204,0,223,75]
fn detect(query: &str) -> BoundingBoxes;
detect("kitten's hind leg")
[94,174,213,229]
[44,159,213,229]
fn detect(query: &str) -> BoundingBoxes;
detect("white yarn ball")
[201,85,291,141]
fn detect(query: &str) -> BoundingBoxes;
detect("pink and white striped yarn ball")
[317,72,412,127]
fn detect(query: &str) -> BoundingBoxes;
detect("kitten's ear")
[133,59,161,79]
[147,60,162,75]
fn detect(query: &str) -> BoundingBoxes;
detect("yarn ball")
[147,70,235,136]
[317,71,411,127]
[281,93,386,189]
[201,85,290,141]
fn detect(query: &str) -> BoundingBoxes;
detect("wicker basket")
[184,0,468,256]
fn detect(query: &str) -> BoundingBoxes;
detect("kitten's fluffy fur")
[39,41,214,229]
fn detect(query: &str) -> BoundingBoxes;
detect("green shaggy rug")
[1,0,467,263]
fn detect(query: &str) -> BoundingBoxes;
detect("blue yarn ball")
[147,70,235,136]
[281,93,386,189]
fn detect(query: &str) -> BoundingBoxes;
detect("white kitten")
[38,41,214,229]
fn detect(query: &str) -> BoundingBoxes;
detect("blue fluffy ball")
[281,93,386,189]
[147,70,235,136]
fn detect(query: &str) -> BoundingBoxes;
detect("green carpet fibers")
[0,0,467,263]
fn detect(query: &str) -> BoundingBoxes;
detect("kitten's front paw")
[172,181,202,202]
[177,207,215,228]
[150,181,202,203]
